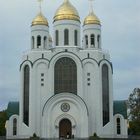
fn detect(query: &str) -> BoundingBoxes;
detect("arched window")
[55,30,59,46]
[85,35,88,48]
[64,29,69,45]
[102,64,110,126]
[117,118,121,134]
[54,57,77,94]
[32,36,34,49]
[97,35,100,48]
[13,118,17,136]
[74,30,78,46]
[91,34,95,47]
[37,35,41,48]
[23,65,30,126]
[44,36,47,48]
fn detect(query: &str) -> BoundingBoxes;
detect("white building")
[6,0,128,139]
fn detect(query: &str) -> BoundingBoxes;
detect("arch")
[59,119,72,138]
[102,64,110,126]
[97,35,100,48]
[55,30,59,46]
[20,60,33,70]
[54,57,77,94]
[116,117,121,135]
[114,114,125,136]
[33,58,49,67]
[64,29,69,45]
[42,93,89,116]
[74,30,78,46]
[99,59,113,74]
[13,118,17,136]
[42,93,89,138]
[23,65,30,126]
[44,36,47,48]
[32,36,34,49]
[9,115,19,136]
[55,114,76,128]
[91,34,95,47]
[37,35,41,48]
[48,51,83,68]
[85,35,88,48]
[82,58,98,66]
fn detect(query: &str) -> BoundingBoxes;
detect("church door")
[59,119,72,139]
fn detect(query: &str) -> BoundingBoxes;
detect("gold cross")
[38,0,43,12]
[64,0,69,3]
[89,0,94,13]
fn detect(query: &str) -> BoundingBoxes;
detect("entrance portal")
[59,119,72,139]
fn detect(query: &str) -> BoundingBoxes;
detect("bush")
[89,133,98,140]
[89,133,104,140]
[30,133,39,140]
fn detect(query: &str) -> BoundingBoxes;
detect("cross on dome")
[38,0,43,13]
[64,0,69,3]
[89,0,94,13]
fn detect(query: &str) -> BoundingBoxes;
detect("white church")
[6,0,128,139]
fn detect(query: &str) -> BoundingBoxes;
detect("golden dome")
[32,12,48,26]
[84,12,101,25]
[54,0,80,22]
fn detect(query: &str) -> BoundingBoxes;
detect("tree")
[128,88,140,135]
[0,110,7,136]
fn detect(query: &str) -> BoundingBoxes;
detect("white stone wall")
[18,46,113,138]
[83,24,101,49]
[6,9,128,138]
[113,114,128,138]
[53,20,81,47]
[6,115,19,139]
[31,25,49,50]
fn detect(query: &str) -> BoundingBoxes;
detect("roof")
[32,12,48,26]
[54,0,80,22]
[6,101,127,120]
[113,100,127,119]
[6,102,19,120]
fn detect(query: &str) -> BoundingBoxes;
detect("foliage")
[89,133,104,140]
[0,110,7,136]
[129,120,140,135]
[128,88,140,135]
[30,133,40,140]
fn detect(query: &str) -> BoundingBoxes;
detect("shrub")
[30,133,39,140]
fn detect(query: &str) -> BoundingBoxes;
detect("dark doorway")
[59,119,72,139]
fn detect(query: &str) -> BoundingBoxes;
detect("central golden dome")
[54,0,80,22]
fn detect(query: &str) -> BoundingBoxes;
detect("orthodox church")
[6,0,128,139]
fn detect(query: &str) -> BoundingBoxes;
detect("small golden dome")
[32,12,48,26]
[54,0,80,22]
[84,12,101,25]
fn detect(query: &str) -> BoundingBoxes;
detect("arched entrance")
[59,119,72,139]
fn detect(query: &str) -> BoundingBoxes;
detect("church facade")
[6,0,128,139]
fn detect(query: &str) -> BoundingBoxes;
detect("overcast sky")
[0,0,140,111]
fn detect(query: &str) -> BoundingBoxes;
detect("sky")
[0,0,140,111]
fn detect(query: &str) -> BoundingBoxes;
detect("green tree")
[128,88,140,135]
[0,110,7,136]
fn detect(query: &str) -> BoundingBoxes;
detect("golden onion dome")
[84,12,101,26]
[32,12,48,26]
[54,0,80,22]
